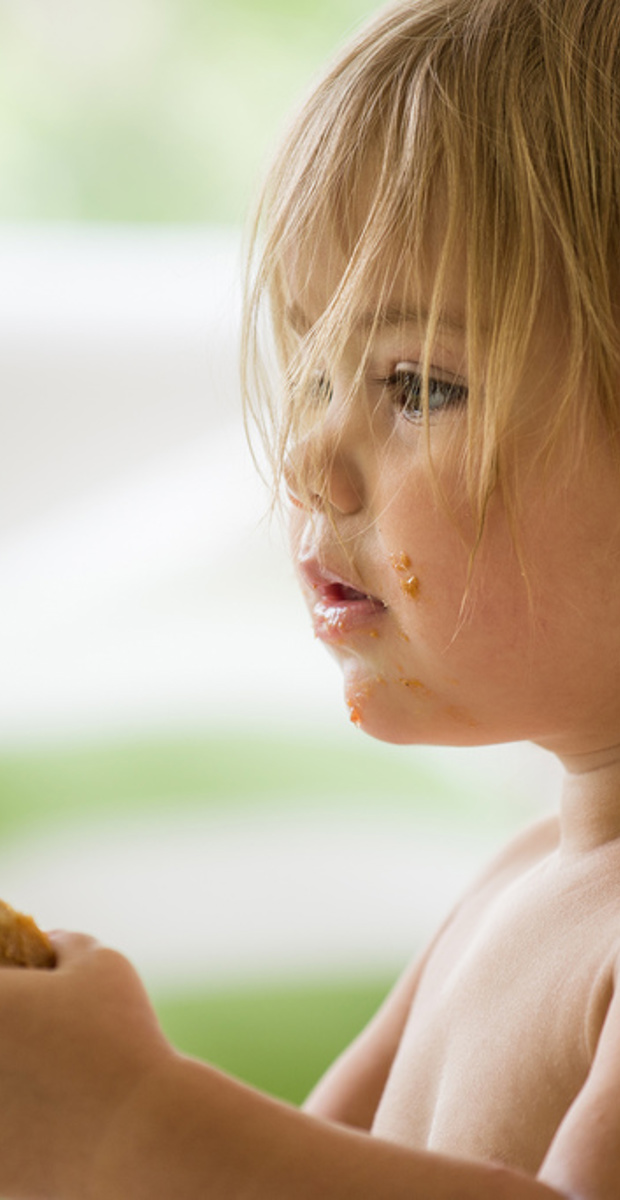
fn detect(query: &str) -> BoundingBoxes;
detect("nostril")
[287,488,306,510]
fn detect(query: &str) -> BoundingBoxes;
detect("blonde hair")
[243,0,620,532]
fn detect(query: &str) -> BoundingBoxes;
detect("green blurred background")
[0,0,556,1111]
[0,0,378,225]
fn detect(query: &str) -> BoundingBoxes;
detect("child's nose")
[285,413,365,516]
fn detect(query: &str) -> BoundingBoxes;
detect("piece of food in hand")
[0,899,56,969]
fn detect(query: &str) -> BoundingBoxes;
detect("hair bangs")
[243,0,620,530]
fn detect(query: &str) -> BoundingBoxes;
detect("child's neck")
[557,745,620,855]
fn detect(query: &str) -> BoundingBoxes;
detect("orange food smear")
[400,575,420,600]
[391,551,412,573]
[390,551,420,600]
[445,704,479,728]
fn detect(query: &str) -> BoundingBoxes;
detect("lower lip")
[312,597,386,643]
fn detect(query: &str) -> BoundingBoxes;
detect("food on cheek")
[445,703,480,729]
[0,898,57,969]
[401,576,421,599]
[399,678,428,692]
[390,551,420,600]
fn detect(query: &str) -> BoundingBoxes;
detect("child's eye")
[383,364,469,421]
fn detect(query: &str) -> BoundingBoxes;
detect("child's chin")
[343,676,485,747]
[342,678,424,744]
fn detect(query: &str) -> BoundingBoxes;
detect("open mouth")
[322,581,381,605]
[311,579,387,641]
[297,556,387,641]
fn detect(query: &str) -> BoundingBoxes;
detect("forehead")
[284,209,469,340]
[286,299,467,347]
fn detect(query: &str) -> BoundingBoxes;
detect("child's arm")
[302,952,426,1129]
[305,816,562,1132]
[303,909,461,1130]
[0,932,566,1200]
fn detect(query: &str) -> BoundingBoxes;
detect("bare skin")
[0,242,620,1197]
[309,808,620,1178]
[373,816,600,1173]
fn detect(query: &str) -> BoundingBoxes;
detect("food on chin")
[0,899,56,969]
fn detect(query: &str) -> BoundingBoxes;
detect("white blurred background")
[0,223,302,741]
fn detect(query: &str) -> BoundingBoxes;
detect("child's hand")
[0,930,173,1199]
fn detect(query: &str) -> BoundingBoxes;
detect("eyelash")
[307,367,469,420]
[381,368,469,421]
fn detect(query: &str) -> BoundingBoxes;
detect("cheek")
[378,461,476,612]
[383,502,532,675]
[383,522,472,639]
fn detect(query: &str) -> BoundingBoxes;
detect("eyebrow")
[286,302,466,336]
[360,305,466,335]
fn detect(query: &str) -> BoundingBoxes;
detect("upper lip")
[298,556,385,607]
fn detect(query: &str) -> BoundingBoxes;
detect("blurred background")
[0,0,561,1105]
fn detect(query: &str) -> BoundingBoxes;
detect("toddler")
[0,0,619,1195]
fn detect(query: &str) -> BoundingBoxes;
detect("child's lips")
[298,558,387,641]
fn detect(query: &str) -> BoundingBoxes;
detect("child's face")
[286,234,620,761]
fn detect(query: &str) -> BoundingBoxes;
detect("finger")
[46,930,103,967]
